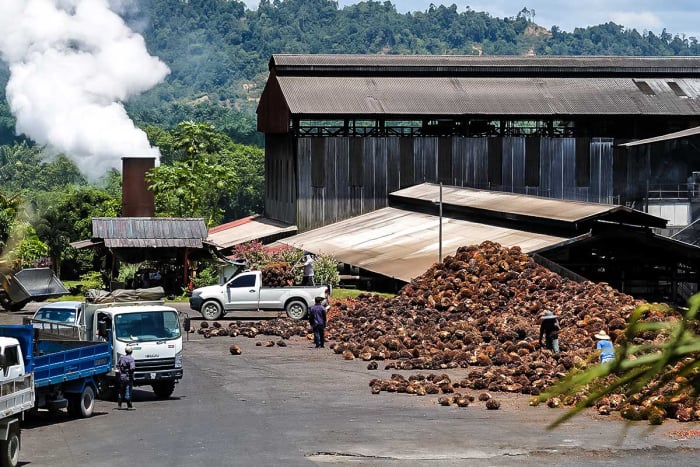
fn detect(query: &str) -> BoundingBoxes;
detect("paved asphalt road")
[8,303,700,466]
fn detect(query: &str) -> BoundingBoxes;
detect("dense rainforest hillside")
[2,0,700,147]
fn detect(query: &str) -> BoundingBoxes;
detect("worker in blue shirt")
[595,330,615,363]
[308,296,327,348]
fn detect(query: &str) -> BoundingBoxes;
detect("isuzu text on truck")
[29,292,183,399]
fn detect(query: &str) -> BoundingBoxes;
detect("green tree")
[0,192,21,254]
[146,122,237,225]
[34,187,120,277]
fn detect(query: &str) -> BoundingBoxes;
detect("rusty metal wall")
[264,134,297,225]
[273,136,616,231]
[122,157,155,217]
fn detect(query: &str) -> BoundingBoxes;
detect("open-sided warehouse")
[258,54,700,233]
[280,183,698,303]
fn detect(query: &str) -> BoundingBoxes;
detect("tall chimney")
[122,157,155,217]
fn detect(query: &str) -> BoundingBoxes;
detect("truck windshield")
[113,311,181,342]
[33,307,77,324]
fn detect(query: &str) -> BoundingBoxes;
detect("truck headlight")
[175,350,183,368]
[190,290,201,298]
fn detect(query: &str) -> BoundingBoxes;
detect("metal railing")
[647,183,700,201]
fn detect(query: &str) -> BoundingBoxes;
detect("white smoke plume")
[0,0,170,178]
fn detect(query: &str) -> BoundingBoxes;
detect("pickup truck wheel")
[71,385,95,418]
[286,300,308,320]
[0,425,20,467]
[201,300,222,320]
[152,382,175,399]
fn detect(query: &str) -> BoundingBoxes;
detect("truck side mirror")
[97,320,108,339]
[0,354,6,370]
[182,316,191,332]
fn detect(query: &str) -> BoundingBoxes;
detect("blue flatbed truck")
[0,325,111,466]
[0,324,111,418]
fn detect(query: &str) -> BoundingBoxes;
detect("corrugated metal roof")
[92,217,208,249]
[271,55,700,77]
[207,215,297,249]
[69,239,104,249]
[619,125,700,147]
[276,76,700,117]
[279,207,568,282]
[391,183,666,228]
[673,219,700,247]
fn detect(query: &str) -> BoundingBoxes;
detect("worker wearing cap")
[595,330,615,363]
[302,252,316,286]
[538,310,560,355]
[309,296,327,348]
[117,345,135,409]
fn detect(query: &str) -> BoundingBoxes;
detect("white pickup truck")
[189,270,330,320]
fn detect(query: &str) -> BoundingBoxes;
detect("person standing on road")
[302,252,315,286]
[539,310,560,355]
[595,330,615,363]
[118,344,135,409]
[309,296,327,348]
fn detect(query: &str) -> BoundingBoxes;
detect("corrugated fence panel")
[287,135,616,231]
[372,138,389,212]
[264,134,296,225]
[562,138,576,199]
[296,138,313,231]
[387,138,402,194]
[362,138,376,213]
[400,137,414,188]
[347,137,364,219]
[502,137,526,194]
[326,137,340,224]
[591,138,615,203]
[540,138,553,198]
[415,137,438,183]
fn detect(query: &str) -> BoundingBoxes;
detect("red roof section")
[208,216,256,234]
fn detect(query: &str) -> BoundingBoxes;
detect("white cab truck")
[0,336,33,467]
[28,295,184,400]
[189,270,330,320]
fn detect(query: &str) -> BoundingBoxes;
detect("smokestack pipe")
[122,157,155,217]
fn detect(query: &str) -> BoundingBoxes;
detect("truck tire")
[201,300,222,320]
[69,385,95,418]
[0,297,28,312]
[285,300,308,320]
[0,425,20,467]
[97,377,117,401]
[152,381,175,399]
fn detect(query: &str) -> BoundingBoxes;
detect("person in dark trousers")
[118,344,135,409]
[539,310,560,354]
[301,252,315,286]
[309,296,327,348]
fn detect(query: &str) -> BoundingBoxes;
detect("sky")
[245,0,700,39]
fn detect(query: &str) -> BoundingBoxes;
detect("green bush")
[313,253,340,287]
[79,271,104,290]
[117,263,139,283]
[192,265,218,288]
